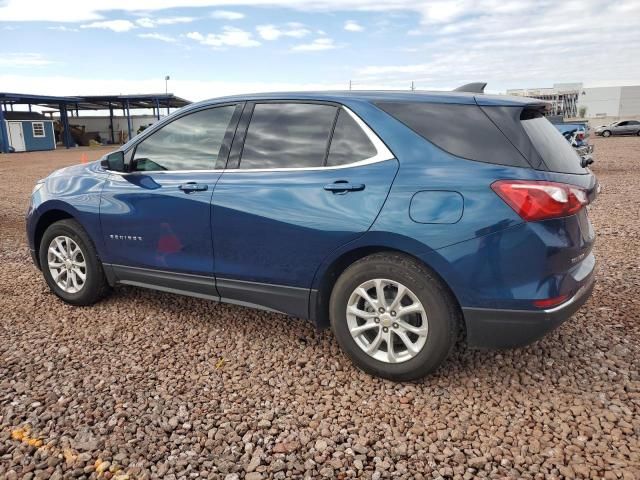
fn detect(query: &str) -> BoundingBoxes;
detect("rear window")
[520,110,586,174]
[375,102,530,168]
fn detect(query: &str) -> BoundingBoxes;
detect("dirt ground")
[0,139,638,480]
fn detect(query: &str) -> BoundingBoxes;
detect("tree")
[578,106,587,118]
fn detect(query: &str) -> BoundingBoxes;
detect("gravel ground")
[1,140,639,480]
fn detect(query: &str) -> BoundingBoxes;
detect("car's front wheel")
[602,130,611,137]
[329,253,458,381]
[39,219,110,306]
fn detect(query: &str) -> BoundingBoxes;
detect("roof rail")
[453,82,487,94]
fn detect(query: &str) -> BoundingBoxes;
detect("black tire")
[329,252,458,381]
[39,219,110,306]
[602,130,611,137]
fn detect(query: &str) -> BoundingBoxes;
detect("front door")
[212,102,398,316]
[100,104,240,295]
[8,122,25,152]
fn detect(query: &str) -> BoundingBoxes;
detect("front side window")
[239,103,337,169]
[326,109,377,166]
[32,122,45,138]
[133,105,236,171]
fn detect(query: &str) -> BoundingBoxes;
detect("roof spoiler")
[453,82,487,94]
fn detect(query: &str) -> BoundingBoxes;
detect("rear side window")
[240,103,337,169]
[326,109,377,166]
[520,110,585,174]
[375,102,530,168]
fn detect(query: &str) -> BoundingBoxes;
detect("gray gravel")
[1,140,639,479]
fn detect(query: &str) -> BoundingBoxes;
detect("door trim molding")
[104,264,313,319]
[216,277,311,319]
[107,264,217,300]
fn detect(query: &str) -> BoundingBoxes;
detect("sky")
[1,0,639,102]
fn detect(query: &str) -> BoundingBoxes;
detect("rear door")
[212,101,398,316]
[614,121,628,135]
[626,120,640,134]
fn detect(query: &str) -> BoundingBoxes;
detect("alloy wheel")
[47,235,87,294]
[346,278,428,363]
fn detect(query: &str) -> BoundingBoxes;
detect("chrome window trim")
[104,106,394,175]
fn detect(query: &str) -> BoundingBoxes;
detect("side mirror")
[100,151,125,172]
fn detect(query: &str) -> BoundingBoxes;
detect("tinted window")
[627,120,639,125]
[133,106,236,171]
[240,103,337,169]
[326,109,377,166]
[375,102,530,168]
[520,110,585,174]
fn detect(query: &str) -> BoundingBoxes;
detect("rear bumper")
[462,275,595,349]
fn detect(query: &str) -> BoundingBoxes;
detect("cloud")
[0,0,499,24]
[291,38,336,52]
[344,20,363,32]
[136,17,194,28]
[0,53,55,68]
[138,33,177,43]
[81,20,136,32]
[186,27,260,48]
[211,10,245,20]
[48,25,78,32]
[256,23,310,40]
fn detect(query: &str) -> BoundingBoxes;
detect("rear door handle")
[323,181,365,193]
[179,182,208,193]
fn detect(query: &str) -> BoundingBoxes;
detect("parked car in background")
[27,90,598,381]
[595,120,640,137]
[552,121,594,167]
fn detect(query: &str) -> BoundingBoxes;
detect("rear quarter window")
[326,109,377,166]
[374,102,531,168]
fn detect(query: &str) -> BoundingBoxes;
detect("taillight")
[491,180,589,221]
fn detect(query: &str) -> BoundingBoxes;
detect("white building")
[506,83,640,120]
[577,86,640,119]
[507,83,582,117]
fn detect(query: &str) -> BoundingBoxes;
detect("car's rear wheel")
[39,219,110,305]
[329,252,458,381]
[602,130,611,137]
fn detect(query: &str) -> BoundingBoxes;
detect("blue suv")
[27,91,598,381]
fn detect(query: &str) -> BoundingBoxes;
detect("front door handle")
[179,182,208,193]
[323,181,365,193]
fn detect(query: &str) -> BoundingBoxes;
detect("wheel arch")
[310,243,463,333]
[33,208,76,268]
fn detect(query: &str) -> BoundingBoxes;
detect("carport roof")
[0,92,191,111]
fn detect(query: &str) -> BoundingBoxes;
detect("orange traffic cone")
[80,153,88,164]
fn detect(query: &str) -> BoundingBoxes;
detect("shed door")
[8,122,26,152]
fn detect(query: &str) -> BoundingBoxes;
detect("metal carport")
[0,92,190,153]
